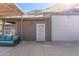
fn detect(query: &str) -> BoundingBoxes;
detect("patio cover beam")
[0,3,23,16]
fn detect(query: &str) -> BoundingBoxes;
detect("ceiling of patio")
[0,3,23,16]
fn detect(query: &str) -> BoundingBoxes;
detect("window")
[4,21,16,36]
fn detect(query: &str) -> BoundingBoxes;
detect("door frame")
[36,23,45,41]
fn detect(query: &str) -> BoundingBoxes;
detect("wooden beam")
[1,4,19,15]
[0,3,23,16]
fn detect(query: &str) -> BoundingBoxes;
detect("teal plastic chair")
[0,35,20,46]
[0,35,7,40]
[5,36,12,41]
[12,35,19,40]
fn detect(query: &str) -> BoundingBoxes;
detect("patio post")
[21,14,23,40]
[2,18,5,35]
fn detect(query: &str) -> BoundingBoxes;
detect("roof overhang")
[0,3,23,17]
[27,3,79,15]
[42,3,78,13]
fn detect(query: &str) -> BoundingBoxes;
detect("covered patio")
[0,3,23,46]
[0,3,23,35]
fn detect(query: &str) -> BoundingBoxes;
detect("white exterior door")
[36,24,45,41]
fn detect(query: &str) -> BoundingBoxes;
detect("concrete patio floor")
[0,41,79,56]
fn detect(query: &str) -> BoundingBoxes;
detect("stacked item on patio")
[0,35,20,46]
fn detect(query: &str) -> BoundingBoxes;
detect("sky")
[16,3,56,13]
